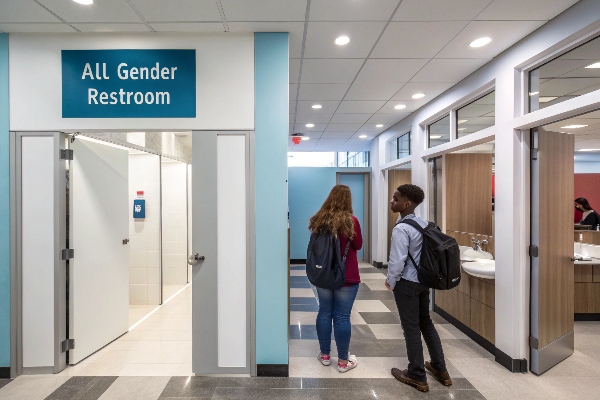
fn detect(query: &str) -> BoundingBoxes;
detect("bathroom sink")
[459,246,494,261]
[462,259,495,279]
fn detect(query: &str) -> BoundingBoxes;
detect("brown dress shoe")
[391,368,429,392]
[425,361,452,386]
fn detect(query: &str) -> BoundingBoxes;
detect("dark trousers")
[393,279,447,382]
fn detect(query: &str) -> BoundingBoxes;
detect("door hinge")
[61,339,75,353]
[529,245,539,258]
[529,336,538,349]
[61,249,74,260]
[531,148,538,160]
[60,149,73,160]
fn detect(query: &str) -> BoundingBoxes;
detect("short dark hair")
[396,184,425,205]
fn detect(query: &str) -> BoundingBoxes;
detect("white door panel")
[69,139,129,364]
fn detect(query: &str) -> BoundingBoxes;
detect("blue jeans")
[315,284,359,361]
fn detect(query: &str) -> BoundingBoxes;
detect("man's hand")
[385,281,393,291]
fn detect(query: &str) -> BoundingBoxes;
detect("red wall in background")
[575,174,600,221]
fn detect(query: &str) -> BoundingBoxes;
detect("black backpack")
[397,219,461,290]
[306,231,351,290]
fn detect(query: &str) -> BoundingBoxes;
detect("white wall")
[161,160,188,286]
[129,153,161,305]
[8,33,254,131]
[371,0,600,363]
[575,161,600,173]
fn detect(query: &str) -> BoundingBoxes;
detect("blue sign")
[62,49,196,118]
[133,199,146,219]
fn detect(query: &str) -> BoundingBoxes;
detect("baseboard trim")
[495,348,528,373]
[0,367,9,379]
[434,306,495,355]
[372,261,383,269]
[256,364,289,377]
[290,259,306,265]
[575,313,600,321]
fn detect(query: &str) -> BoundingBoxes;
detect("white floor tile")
[352,300,391,312]
[290,288,315,297]
[98,376,170,399]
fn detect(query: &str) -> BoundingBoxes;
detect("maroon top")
[339,216,362,286]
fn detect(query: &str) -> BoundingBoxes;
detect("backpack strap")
[394,218,424,269]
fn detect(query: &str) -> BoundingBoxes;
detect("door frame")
[10,131,67,377]
[336,170,371,263]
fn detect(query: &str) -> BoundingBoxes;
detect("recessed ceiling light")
[301,136,310,141]
[394,104,407,110]
[528,92,539,96]
[457,119,468,124]
[359,135,368,139]
[579,149,600,152]
[334,36,351,45]
[73,0,93,4]
[561,125,588,129]
[585,62,600,69]
[412,93,425,99]
[470,37,492,48]
[539,96,558,103]
[430,135,442,139]
[305,123,315,128]
[376,124,384,128]
[458,128,466,131]
[312,104,322,109]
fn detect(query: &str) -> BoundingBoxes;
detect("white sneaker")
[317,352,331,366]
[337,355,358,372]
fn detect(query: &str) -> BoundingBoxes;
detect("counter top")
[574,257,600,265]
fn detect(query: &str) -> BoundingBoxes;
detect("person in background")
[575,198,600,229]
[308,184,362,373]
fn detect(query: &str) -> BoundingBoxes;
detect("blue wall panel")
[339,174,365,259]
[254,33,289,365]
[288,168,337,260]
[0,33,9,367]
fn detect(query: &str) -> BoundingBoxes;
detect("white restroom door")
[69,138,129,364]
[191,131,251,375]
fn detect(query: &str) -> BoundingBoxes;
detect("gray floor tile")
[359,312,401,324]
[0,379,12,389]
[430,312,450,325]
[378,339,409,357]
[211,387,388,399]
[45,376,117,400]
[380,300,399,313]
[355,290,395,301]
[290,325,377,341]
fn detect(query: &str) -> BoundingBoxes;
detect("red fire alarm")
[137,191,144,196]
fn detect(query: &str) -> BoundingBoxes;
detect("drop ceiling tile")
[330,114,372,124]
[0,23,75,33]
[150,22,224,32]
[321,131,356,139]
[395,0,492,21]
[355,59,429,83]
[295,113,334,124]
[0,1,62,23]
[325,124,363,132]
[561,39,600,61]
[290,84,299,100]
[555,64,600,79]
[303,22,386,59]
[350,132,375,140]
[290,59,301,84]
[336,101,386,114]
[289,138,318,151]
[221,0,307,21]
[294,124,327,133]
[309,0,399,21]
[289,101,297,114]
[129,0,221,22]
[300,59,363,84]
[296,100,342,114]
[371,21,468,58]
[38,0,143,23]
[74,23,151,32]
[367,113,411,124]
[314,139,349,151]
[359,124,388,133]
[380,100,423,113]
[289,123,295,133]
[391,82,455,101]
[298,84,351,101]
[228,22,305,58]
[412,58,490,83]
[436,21,546,59]
[475,0,579,21]
[540,78,600,97]
[345,82,405,101]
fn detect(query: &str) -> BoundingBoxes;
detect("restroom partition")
[530,127,574,374]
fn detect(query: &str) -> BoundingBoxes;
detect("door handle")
[188,253,206,265]
[123,239,129,245]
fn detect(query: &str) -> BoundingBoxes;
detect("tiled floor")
[2,264,600,399]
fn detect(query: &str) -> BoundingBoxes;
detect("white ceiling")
[0,0,581,152]
[543,109,600,152]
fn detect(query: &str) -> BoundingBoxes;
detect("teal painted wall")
[288,168,337,260]
[254,33,289,365]
[0,33,9,367]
